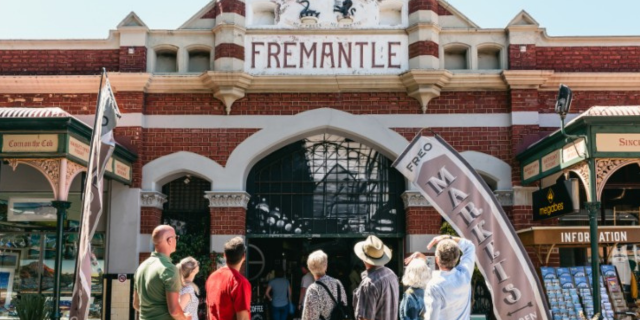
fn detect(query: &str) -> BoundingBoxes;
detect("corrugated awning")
[0,107,71,118]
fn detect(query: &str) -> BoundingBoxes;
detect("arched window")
[155,48,178,73]
[444,44,469,70]
[246,134,406,237]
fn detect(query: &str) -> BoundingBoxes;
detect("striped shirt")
[353,266,399,320]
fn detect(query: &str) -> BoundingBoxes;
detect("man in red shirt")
[206,237,252,320]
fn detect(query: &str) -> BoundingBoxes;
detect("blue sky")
[0,0,639,39]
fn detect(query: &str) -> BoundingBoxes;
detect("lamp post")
[555,84,601,319]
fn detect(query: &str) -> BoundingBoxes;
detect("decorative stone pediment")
[400,70,452,113]
[401,191,430,208]
[205,192,251,209]
[200,72,254,115]
[140,191,168,209]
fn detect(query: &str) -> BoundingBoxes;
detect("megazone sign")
[393,133,550,320]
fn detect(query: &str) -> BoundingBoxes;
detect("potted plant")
[15,294,50,320]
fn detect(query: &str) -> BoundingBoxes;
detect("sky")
[0,0,639,39]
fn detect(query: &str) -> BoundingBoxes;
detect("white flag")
[70,76,120,320]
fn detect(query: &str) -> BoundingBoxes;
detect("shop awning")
[0,107,136,185]
[516,106,640,186]
[518,226,640,247]
[517,226,640,265]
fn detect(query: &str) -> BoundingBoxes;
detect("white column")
[108,184,141,273]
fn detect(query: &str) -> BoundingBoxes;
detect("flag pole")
[52,69,106,320]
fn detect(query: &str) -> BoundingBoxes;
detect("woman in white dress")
[177,256,200,320]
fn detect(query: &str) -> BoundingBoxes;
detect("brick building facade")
[2,1,640,319]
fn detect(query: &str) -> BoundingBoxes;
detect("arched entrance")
[245,133,406,305]
[161,174,211,318]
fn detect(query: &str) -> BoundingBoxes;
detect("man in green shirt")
[134,225,192,320]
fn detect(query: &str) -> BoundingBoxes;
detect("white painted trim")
[511,111,539,125]
[539,113,578,127]
[142,151,223,191]
[460,151,512,190]
[138,234,153,253]
[109,113,512,129]
[76,113,144,127]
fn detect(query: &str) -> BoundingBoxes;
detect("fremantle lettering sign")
[393,133,550,320]
[245,35,408,75]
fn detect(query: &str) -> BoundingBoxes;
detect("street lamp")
[554,84,602,319]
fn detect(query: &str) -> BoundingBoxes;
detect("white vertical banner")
[70,75,120,320]
[393,132,550,320]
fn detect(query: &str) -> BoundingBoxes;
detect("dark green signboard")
[532,179,579,221]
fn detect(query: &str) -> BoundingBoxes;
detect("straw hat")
[354,235,392,266]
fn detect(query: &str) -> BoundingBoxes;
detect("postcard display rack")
[542,265,628,320]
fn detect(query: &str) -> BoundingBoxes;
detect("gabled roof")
[507,10,539,28]
[179,1,216,29]
[438,0,480,29]
[117,12,148,29]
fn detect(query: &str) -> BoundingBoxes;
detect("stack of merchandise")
[541,266,612,320]
[601,265,627,318]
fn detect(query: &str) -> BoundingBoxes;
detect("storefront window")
[0,172,107,320]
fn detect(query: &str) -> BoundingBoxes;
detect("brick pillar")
[508,44,537,70]
[402,191,442,256]
[119,47,147,72]
[205,192,250,253]
[139,191,167,264]
[407,0,440,69]
[213,0,245,72]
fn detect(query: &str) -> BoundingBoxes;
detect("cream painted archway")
[142,151,222,192]
[142,109,514,194]
[220,108,414,191]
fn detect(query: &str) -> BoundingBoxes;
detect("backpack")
[315,280,354,320]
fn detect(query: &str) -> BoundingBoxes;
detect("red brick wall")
[509,89,539,112]
[140,207,163,234]
[214,0,245,17]
[0,94,98,114]
[0,93,143,114]
[113,126,143,188]
[508,45,537,70]
[393,127,512,165]
[210,207,246,234]
[0,50,120,75]
[115,92,145,113]
[215,44,244,61]
[119,47,147,73]
[538,90,640,114]
[409,41,439,59]
[510,125,539,186]
[142,128,259,167]
[535,46,640,72]
[509,45,640,72]
[145,93,225,115]
[203,8,216,19]
[406,207,442,234]
[408,0,452,15]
